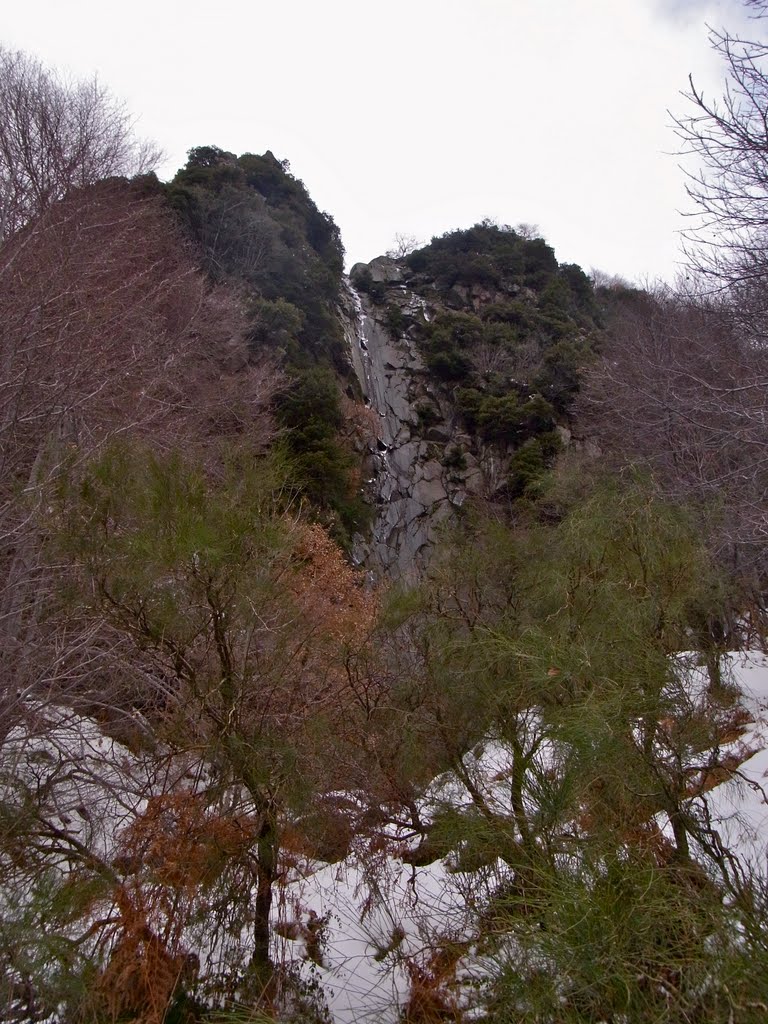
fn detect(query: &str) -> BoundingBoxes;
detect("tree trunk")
[251,812,277,992]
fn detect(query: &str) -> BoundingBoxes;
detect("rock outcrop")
[342,228,593,580]
[341,277,486,581]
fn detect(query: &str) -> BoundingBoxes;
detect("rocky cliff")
[340,228,599,580]
[346,288,460,581]
[341,270,492,580]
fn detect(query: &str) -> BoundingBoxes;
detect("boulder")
[368,256,404,283]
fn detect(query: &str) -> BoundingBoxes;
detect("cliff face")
[342,284,462,581]
[341,229,599,580]
[341,274,492,580]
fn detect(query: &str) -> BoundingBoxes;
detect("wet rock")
[341,276,497,580]
[368,256,404,283]
[425,424,451,443]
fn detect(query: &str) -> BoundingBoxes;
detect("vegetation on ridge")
[354,219,601,498]
[167,144,367,542]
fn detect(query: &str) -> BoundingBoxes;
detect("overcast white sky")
[3,0,756,282]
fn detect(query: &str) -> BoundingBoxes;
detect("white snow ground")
[693,652,768,871]
[4,653,768,1023]
[285,652,768,1023]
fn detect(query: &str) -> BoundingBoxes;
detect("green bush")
[481,300,538,328]
[415,401,441,428]
[507,433,562,497]
[350,266,373,292]
[559,262,595,308]
[429,311,486,349]
[539,276,574,314]
[475,392,555,444]
[477,394,525,442]
[442,445,468,471]
[383,303,407,336]
[455,387,484,430]
[426,347,472,381]
[247,297,305,353]
[406,222,527,292]
[535,337,594,407]
[275,368,371,542]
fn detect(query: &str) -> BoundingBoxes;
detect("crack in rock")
[343,277,487,581]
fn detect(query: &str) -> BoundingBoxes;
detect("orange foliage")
[289,522,378,647]
[98,887,194,1024]
[98,790,258,1022]
[685,748,756,798]
[118,790,255,893]
[339,394,381,447]
[402,942,467,1024]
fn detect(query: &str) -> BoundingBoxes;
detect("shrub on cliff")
[168,147,345,369]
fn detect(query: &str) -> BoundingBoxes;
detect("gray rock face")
[349,256,404,285]
[367,256,404,283]
[341,278,487,581]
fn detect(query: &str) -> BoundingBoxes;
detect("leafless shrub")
[386,232,421,259]
[578,283,768,584]
[0,47,160,243]
[0,177,282,740]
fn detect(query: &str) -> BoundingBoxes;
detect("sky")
[3,0,757,282]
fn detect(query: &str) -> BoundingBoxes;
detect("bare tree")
[673,1,768,309]
[0,48,160,243]
[386,232,421,259]
[578,283,768,606]
[0,178,290,1016]
[589,267,634,291]
[512,221,542,241]
[0,176,282,745]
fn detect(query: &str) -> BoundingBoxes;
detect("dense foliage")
[406,224,598,406]
[167,146,365,541]
[168,147,344,367]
